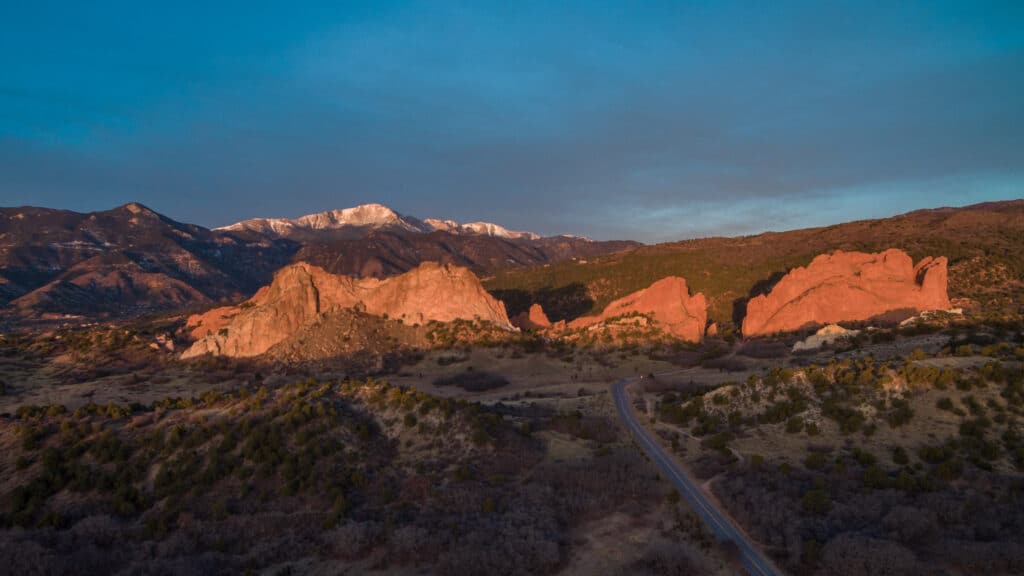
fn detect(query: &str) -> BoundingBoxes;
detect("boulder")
[183,261,511,358]
[567,276,707,342]
[742,249,950,337]
[706,322,719,338]
[792,324,861,352]
[512,303,552,330]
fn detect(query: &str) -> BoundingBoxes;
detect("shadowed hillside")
[293,231,638,279]
[0,203,298,316]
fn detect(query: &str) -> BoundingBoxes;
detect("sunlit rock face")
[567,276,708,342]
[512,303,552,330]
[742,249,950,337]
[183,261,511,358]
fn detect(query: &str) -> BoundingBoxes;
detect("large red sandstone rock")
[567,277,707,342]
[183,261,511,358]
[511,303,552,330]
[742,249,950,337]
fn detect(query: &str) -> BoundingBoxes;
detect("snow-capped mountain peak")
[294,204,408,229]
[217,203,424,236]
[218,203,548,241]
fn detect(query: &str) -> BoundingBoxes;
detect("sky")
[1,1,1022,242]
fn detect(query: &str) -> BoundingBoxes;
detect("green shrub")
[863,465,889,489]
[801,489,831,515]
[886,398,914,428]
[892,446,909,465]
[804,452,827,470]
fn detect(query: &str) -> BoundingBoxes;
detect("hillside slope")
[486,200,1024,332]
[0,203,297,316]
[294,231,637,279]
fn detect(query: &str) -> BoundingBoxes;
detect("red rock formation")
[511,303,552,330]
[567,277,707,342]
[742,249,950,337]
[186,307,238,339]
[183,261,511,358]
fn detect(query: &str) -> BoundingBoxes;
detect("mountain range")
[3,199,1021,327]
[0,202,635,318]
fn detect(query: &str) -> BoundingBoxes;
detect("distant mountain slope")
[217,203,638,279]
[0,202,637,319]
[0,203,298,316]
[485,200,1024,332]
[293,230,638,278]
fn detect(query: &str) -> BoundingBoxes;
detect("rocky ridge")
[742,249,950,337]
[566,276,708,342]
[183,262,512,358]
[511,303,552,330]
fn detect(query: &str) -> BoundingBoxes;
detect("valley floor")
[1,319,1023,575]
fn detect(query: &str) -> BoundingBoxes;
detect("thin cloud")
[0,2,1021,241]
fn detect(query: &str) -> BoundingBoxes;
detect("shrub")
[863,465,889,489]
[804,452,828,470]
[433,371,509,392]
[886,398,914,428]
[700,431,734,454]
[852,448,877,467]
[801,488,831,515]
[786,417,804,434]
[20,424,44,451]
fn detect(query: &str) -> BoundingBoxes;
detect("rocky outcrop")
[742,249,950,337]
[567,277,707,342]
[792,324,861,352]
[706,322,719,338]
[183,262,512,358]
[186,306,238,339]
[511,303,552,330]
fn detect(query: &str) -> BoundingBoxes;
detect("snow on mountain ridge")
[459,221,540,240]
[293,204,421,231]
[218,204,549,240]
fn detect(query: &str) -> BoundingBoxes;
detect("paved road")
[612,379,784,576]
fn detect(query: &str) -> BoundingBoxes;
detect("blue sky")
[1,1,1022,242]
